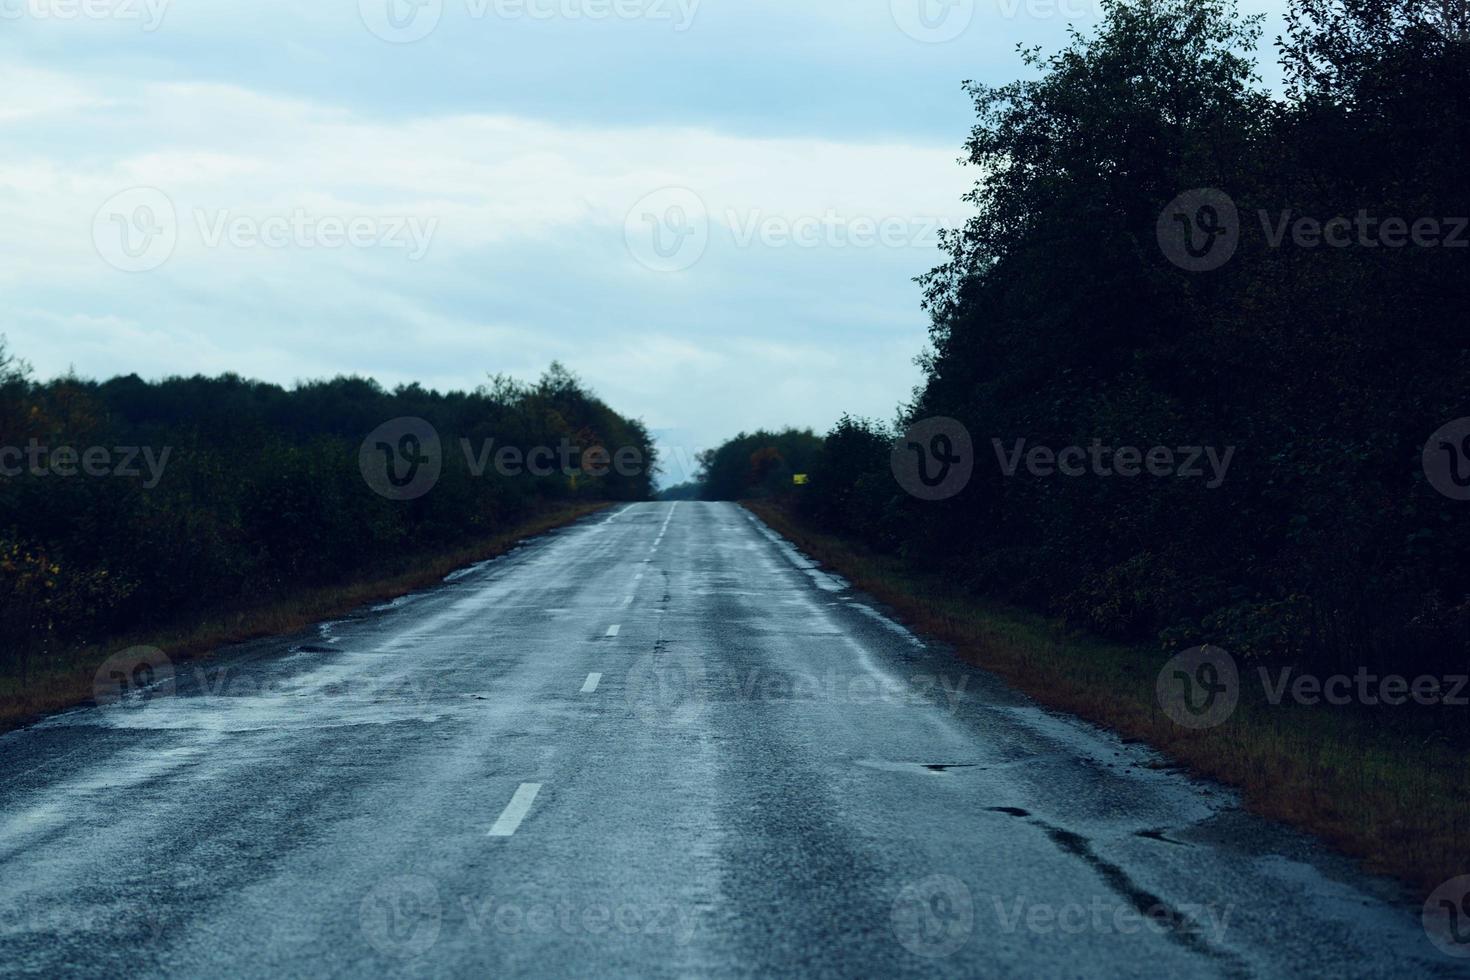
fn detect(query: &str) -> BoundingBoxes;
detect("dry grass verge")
[746,500,1467,899]
[0,502,609,734]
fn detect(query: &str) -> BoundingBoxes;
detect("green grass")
[0,502,609,734]
[746,500,1468,898]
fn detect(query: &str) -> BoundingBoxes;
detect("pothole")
[854,759,980,776]
[986,806,1032,817]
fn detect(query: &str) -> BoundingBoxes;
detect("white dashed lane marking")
[488,783,542,837]
[580,673,602,694]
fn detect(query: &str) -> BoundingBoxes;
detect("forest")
[700,0,1470,682]
[0,349,655,678]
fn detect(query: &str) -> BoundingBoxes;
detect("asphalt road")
[0,502,1460,978]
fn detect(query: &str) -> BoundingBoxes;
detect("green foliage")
[0,360,655,669]
[800,416,900,548]
[696,429,823,501]
[716,0,1470,680]
[911,0,1469,672]
[658,482,703,501]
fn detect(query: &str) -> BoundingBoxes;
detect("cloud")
[0,0,1296,484]
[1,61,969,478]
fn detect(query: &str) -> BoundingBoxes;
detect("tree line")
[0,347,655,674]
[702,0,1470,678]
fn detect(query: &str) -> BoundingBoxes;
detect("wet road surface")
[0,502,1460,977]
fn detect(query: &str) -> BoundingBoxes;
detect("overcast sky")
[1,0,1288,485]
